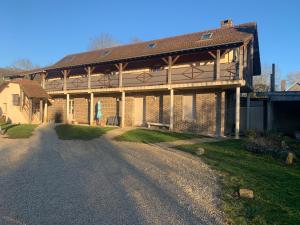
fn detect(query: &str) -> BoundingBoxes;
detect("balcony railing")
[45,62,238,92]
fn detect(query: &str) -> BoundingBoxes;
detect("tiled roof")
[11,79,49,99]
[0,82,9,92]
[49,22,260,74]
[1,22,261,77]
[0,68,21,77]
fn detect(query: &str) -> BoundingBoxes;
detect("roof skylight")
[201,33,213,40]
[100,50,111,57]
[147,43,157,49]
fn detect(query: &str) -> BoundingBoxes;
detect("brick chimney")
[281,80,286,92]
[270,64,276,92]
[221,19,233,28]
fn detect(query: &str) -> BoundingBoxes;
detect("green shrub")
[245,137,289,160]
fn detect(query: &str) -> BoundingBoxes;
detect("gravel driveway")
[0,124,224,225]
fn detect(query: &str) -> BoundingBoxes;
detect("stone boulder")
[239,189,254,199]
[195,147,205,156]
[286,152,294,165]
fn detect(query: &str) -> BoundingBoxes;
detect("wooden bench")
[147,122,170,129]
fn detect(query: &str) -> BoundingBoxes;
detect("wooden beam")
[162,57,168,65]
[39,100,43,123]
[118,63,123,88]
[216,91,225,136]
[66,94,70,123]
[86,66,91,89]
[44,101,48,123]
[41,73,46,88]
[29,98,33,124]
[208,51,216,59]
[62,70,70,92]
[238,46,244,79]
[84,66,95,74]
[123,63,128,70]
[215,50,220,80]
[169,89,174,130]
[168,56,172,84]
[172,55,180,65]
[221,49,230,58]
[235,87,240,139]
[90,93,94,125]
[243,44,248,78]
[250,41,254,78]
[121,91,125,128]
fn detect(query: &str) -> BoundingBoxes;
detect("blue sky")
[0,0,299,78]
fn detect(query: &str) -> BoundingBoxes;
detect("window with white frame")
[182,94,195,121]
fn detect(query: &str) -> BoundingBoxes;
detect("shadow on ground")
[0,125,224,225]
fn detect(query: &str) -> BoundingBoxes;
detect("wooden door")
[134,97,144,126]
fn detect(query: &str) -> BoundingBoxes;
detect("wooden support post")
[243,44,248,78]
[41,73,46,88]
[169,89,174,131]
[87,66,91,89]
[44,101,48,123]
[168,56,172,85]
[118,63,123,88]
[235,87,240,139]
[66,94,70,123]
[215,49,220,80]
[29,98,33,124]
[238,46,244,79]
[216,91,225,136]
[246,93,251,130]
[250,42,254,75]
[62,70,69,92]
[121,91,125,128]
[90,92,94,126]
[39,100,43,123]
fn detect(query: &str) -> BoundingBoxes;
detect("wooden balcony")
[44,62,238,92]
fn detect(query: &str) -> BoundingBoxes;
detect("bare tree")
[253,64,282,92]
[10,58,39,70]
[88,33,120,50]
[130,37,143,43]
[287,71,300,86]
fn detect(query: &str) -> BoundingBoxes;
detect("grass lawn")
[115,128,201,143]
[55,124,114,140]
[5,124,37,139]
[176,140,300,225]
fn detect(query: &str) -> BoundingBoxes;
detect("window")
[12,94,20,106]
[147,43,157,49]
[182,95,195,121]
[201,33,213,40]
[99,50,111,57]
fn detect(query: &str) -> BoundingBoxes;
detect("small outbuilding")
[0,79,49,124]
